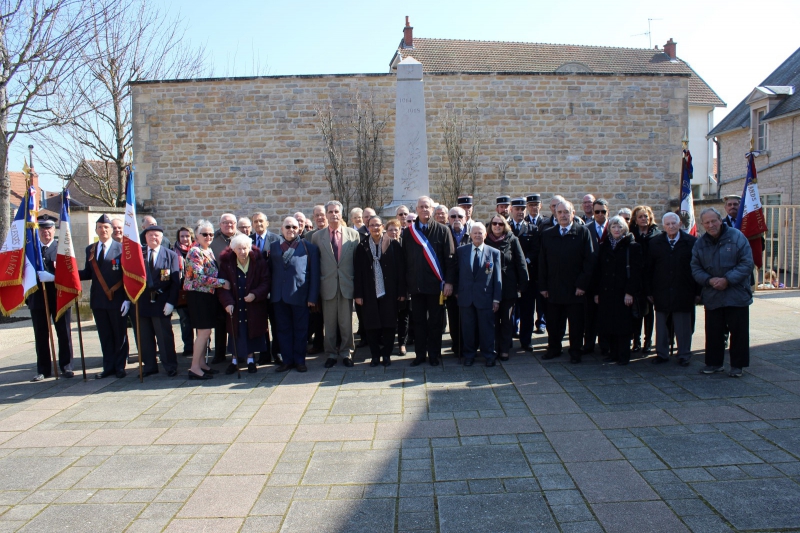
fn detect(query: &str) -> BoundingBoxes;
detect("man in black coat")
[722,195,741,227]
[27,216,74,381]
[646,212,700,366]
[511,198,544,350]
[139,226,181,377]
[251,211,282,365]
[402,196,457,366]
[445,206,471,359]
[538,200,596,363]
[79,214,130,379]
[584,198,610,355]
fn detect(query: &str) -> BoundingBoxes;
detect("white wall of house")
[689,104,716,198]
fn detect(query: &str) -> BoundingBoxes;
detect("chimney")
[664,38,677,60]
[402,16,413,49]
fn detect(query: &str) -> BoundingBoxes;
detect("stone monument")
[387,56,429,209]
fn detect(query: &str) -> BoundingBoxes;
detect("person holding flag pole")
[679,132,698,237]
[735,143,769,276]
[120,166,148,383]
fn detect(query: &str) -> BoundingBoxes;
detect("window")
[757,109,768,151]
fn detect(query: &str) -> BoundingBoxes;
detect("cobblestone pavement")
[0,292,798,532]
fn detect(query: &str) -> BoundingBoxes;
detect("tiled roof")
[66,160,120,208]
[393,38,725,107]
[709,46,800,137]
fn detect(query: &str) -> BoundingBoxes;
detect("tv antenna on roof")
[631,18,662,49]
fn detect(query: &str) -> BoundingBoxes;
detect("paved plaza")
[0,292,798,532]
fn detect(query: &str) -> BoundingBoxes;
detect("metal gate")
[758,205,799,289]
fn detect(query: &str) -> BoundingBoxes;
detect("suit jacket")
[251,231,280,252]
[538,214,584,231]
[26,240,58,312]
[270,239,320,306]
[723,215,737,228]
[538,224,596,305]
[587,219,608,249]
[402,219,457,295]
[312,225,360,300]
[140,246,181,317]
[79,240,127,309]
[210,229,241,259]
[455,245,502,309]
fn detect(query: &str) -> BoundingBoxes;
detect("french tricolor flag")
[55,189,82,320]
[121,166,146,303]
[735,153,769,268]
[0,187,40,316]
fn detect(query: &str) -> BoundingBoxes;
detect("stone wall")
[131,72,689,230]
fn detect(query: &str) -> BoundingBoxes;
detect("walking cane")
[135,302,143,383]
[40,284,59,379]
[75,303,88,380]
[228,312,241,379]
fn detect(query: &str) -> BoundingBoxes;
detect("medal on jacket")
[161,269,170,281]
[112,259,118,271]
[485,261,493,275]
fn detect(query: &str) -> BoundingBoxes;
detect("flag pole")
[40,284,59,379]
[135,302,143,383]
[75,303,87,380]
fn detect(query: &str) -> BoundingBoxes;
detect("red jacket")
[217,249,271,339]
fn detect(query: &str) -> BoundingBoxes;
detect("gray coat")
[690,225,754,310]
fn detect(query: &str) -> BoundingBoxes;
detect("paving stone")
[535,413,596,432]
[693,478,800,530]
[164,518,244,532]
[586,383,668,404]
[548,430,623,462]
[433,445,531,480]
[280,498,395,533]
[0,456,74,490]
[757,428,800,456]
[456,417,541,436]
[589,409,678,429]
[666,406,760,424]
[565,460,657,503]
[303,450,399,484]
[178,475,266,518]
[679,379,771,399]
[17,503,145,532]
[523,393,582,415]
[531,464,575,490]
[331,395,402,415]
[642,432,763,468]
[211,443,284,475]
[592,501,689,532]
[438,493,558,533]
[376,420,457,439]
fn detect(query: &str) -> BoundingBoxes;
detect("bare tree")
[316,102,354,215]
[352,93,388,210]
[0,0,95,240]
[439,108,482,208]
[34,0,208,207]
[496,160,513,192]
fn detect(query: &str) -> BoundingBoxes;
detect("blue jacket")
[455,244,502,309]
[269,239,320,306]
[79,240,127,310]
[691,224,754,310]
[139,246,181,317]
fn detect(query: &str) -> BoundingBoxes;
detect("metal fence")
[758,205,799,290]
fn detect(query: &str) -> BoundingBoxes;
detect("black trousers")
[214,302,228,359]
[546,302,585,359]
[139,314,178,373]
[607,333,633,364]
[445,296,462,357]
[411,293,445,363]
[31,307,73,376]
[176,307,193,353]
[705,306,750,368]
[367,327,395,361]
[94,307,129,374]
[495,298,516,355]
[397,304,411,347]
[308,306,324,350]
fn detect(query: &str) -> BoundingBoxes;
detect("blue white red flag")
[680,149,697,236]
[407,222,444,289]
[0,187,40,315]
[121,166,146,303]
[55,189,82,320]
[735,153,769,268]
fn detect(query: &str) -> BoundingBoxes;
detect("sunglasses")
[199,232,214,237]
[284,225,299,230]
[450,214,464,219]
[491,222,505,226]
[397,213,407,216]
[594,210,607,214]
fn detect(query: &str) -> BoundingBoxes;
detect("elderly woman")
[485,214,528,361]
[183,220,230,380]
[217,235,271,374]
[172,226,195,357]
[349,207,364,230]
[631,205,661,353]
[593,216,643,365]
[354,216,406,366]
[270,217,320,373]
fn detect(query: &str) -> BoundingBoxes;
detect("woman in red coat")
[217,235,271,374]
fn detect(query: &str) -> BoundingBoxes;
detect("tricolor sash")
[408,221,445,291]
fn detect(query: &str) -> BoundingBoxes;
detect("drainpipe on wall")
[714,137,722,199]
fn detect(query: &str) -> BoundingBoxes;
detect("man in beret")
[27,215,75,381]
[79,214,130,379]
[138,225,181,377]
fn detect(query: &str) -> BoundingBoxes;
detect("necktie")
[331,231,339,262]
[473,247,481,273]
[422,224,427,233]
[256,235,263,250]
[561,227,567,236]
[98,242,105,263]
[669,239,676,249]
[149,250,155,271]
[41,245,47,256]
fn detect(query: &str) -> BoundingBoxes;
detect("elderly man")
[304,205,328,239]
[139,215,172,249]
[434,205,449,225]
[722,195,741,227]
[111,218,124,243]
[691,208,754,377]
[445,206,470,359]
[209,213,240,364]
[27,216,75,381]
[580,194,596,222]
[403,196,457,366]
[79,215,130,379]
[396,205,410,228]
[358,207,376,237]
[456,223,502,367]
[237,217,253,236]
[251,212,280,252]
[457,195,475,234]
[293,211,308,237]
[584,198,609,355]
[448,207,469,247]
[139,225,181,377]
[304,205,328,354]
[312,201,361,368]
[349,207,364,230]
[251,211,282,365]
[542,195,583,229]
[539,201,595,363]
[524,194,544,227]
[647,212,699,367]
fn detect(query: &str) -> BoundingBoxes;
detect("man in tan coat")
[312,200,361,367]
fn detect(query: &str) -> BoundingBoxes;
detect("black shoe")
[203,367,219,375]
[651,357,669,365]
[95,371,112,379]
[211,353,227,364]
[257,354,272,365]
[296,364,308,372]
[410,359,423,367]
[370,359,379,367]
[182,351,192,357]
[642,343,652,354]
[224,363,238,375]
[61,371,75,378]
[116,371,126,378]
[357,339,369,348]
[679,359,691,367]
[632,343,641,353]
[602,356,616,363]
[382,357,391,367]
[188,370,212,380]
[582,346,595,355]
[272,354,283,365]
[429,359,440,367]
[143,370,159,377]
[167,370,178,377]
[521,345,534,352]
[307,346,324,355]
[247,362,257,373]
[275,364,293,373]
[499,355,509,362]
[464,359,474,367]
[534,326,546,335]
[324,358,337,369]
[542,352,561,360]
[486,359,496,367]
[342,358,354,368]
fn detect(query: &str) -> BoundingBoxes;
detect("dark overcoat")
[217,249,271,339]
[594,234,642,335]
[402,220,456,295]
[538,224,596,305]
[353,238,406,330]
[485,232,529,300]
[646,231,700,313]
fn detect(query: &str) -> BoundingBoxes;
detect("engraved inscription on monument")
[390,56,429,206]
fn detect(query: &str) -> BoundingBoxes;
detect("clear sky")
[19,0,800,191]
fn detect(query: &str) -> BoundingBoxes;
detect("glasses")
[199,232,213,237]
[284,225,299,230]
[594,210,607,214]
[397,213,407,217]
[450,214,464,219]
[491,222,505,226]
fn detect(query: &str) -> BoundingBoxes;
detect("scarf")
[280,238,301,264]
[609,235,622,250]
[487,232,505,243]
[369,237,386,298]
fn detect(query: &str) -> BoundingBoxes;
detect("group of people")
[26,191,754,382]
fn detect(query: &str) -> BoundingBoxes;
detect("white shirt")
[667,233,680,245]
[96,238,113,259]
[595,221,606,235]
[147,246,161,264]
[559,223,573,235]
